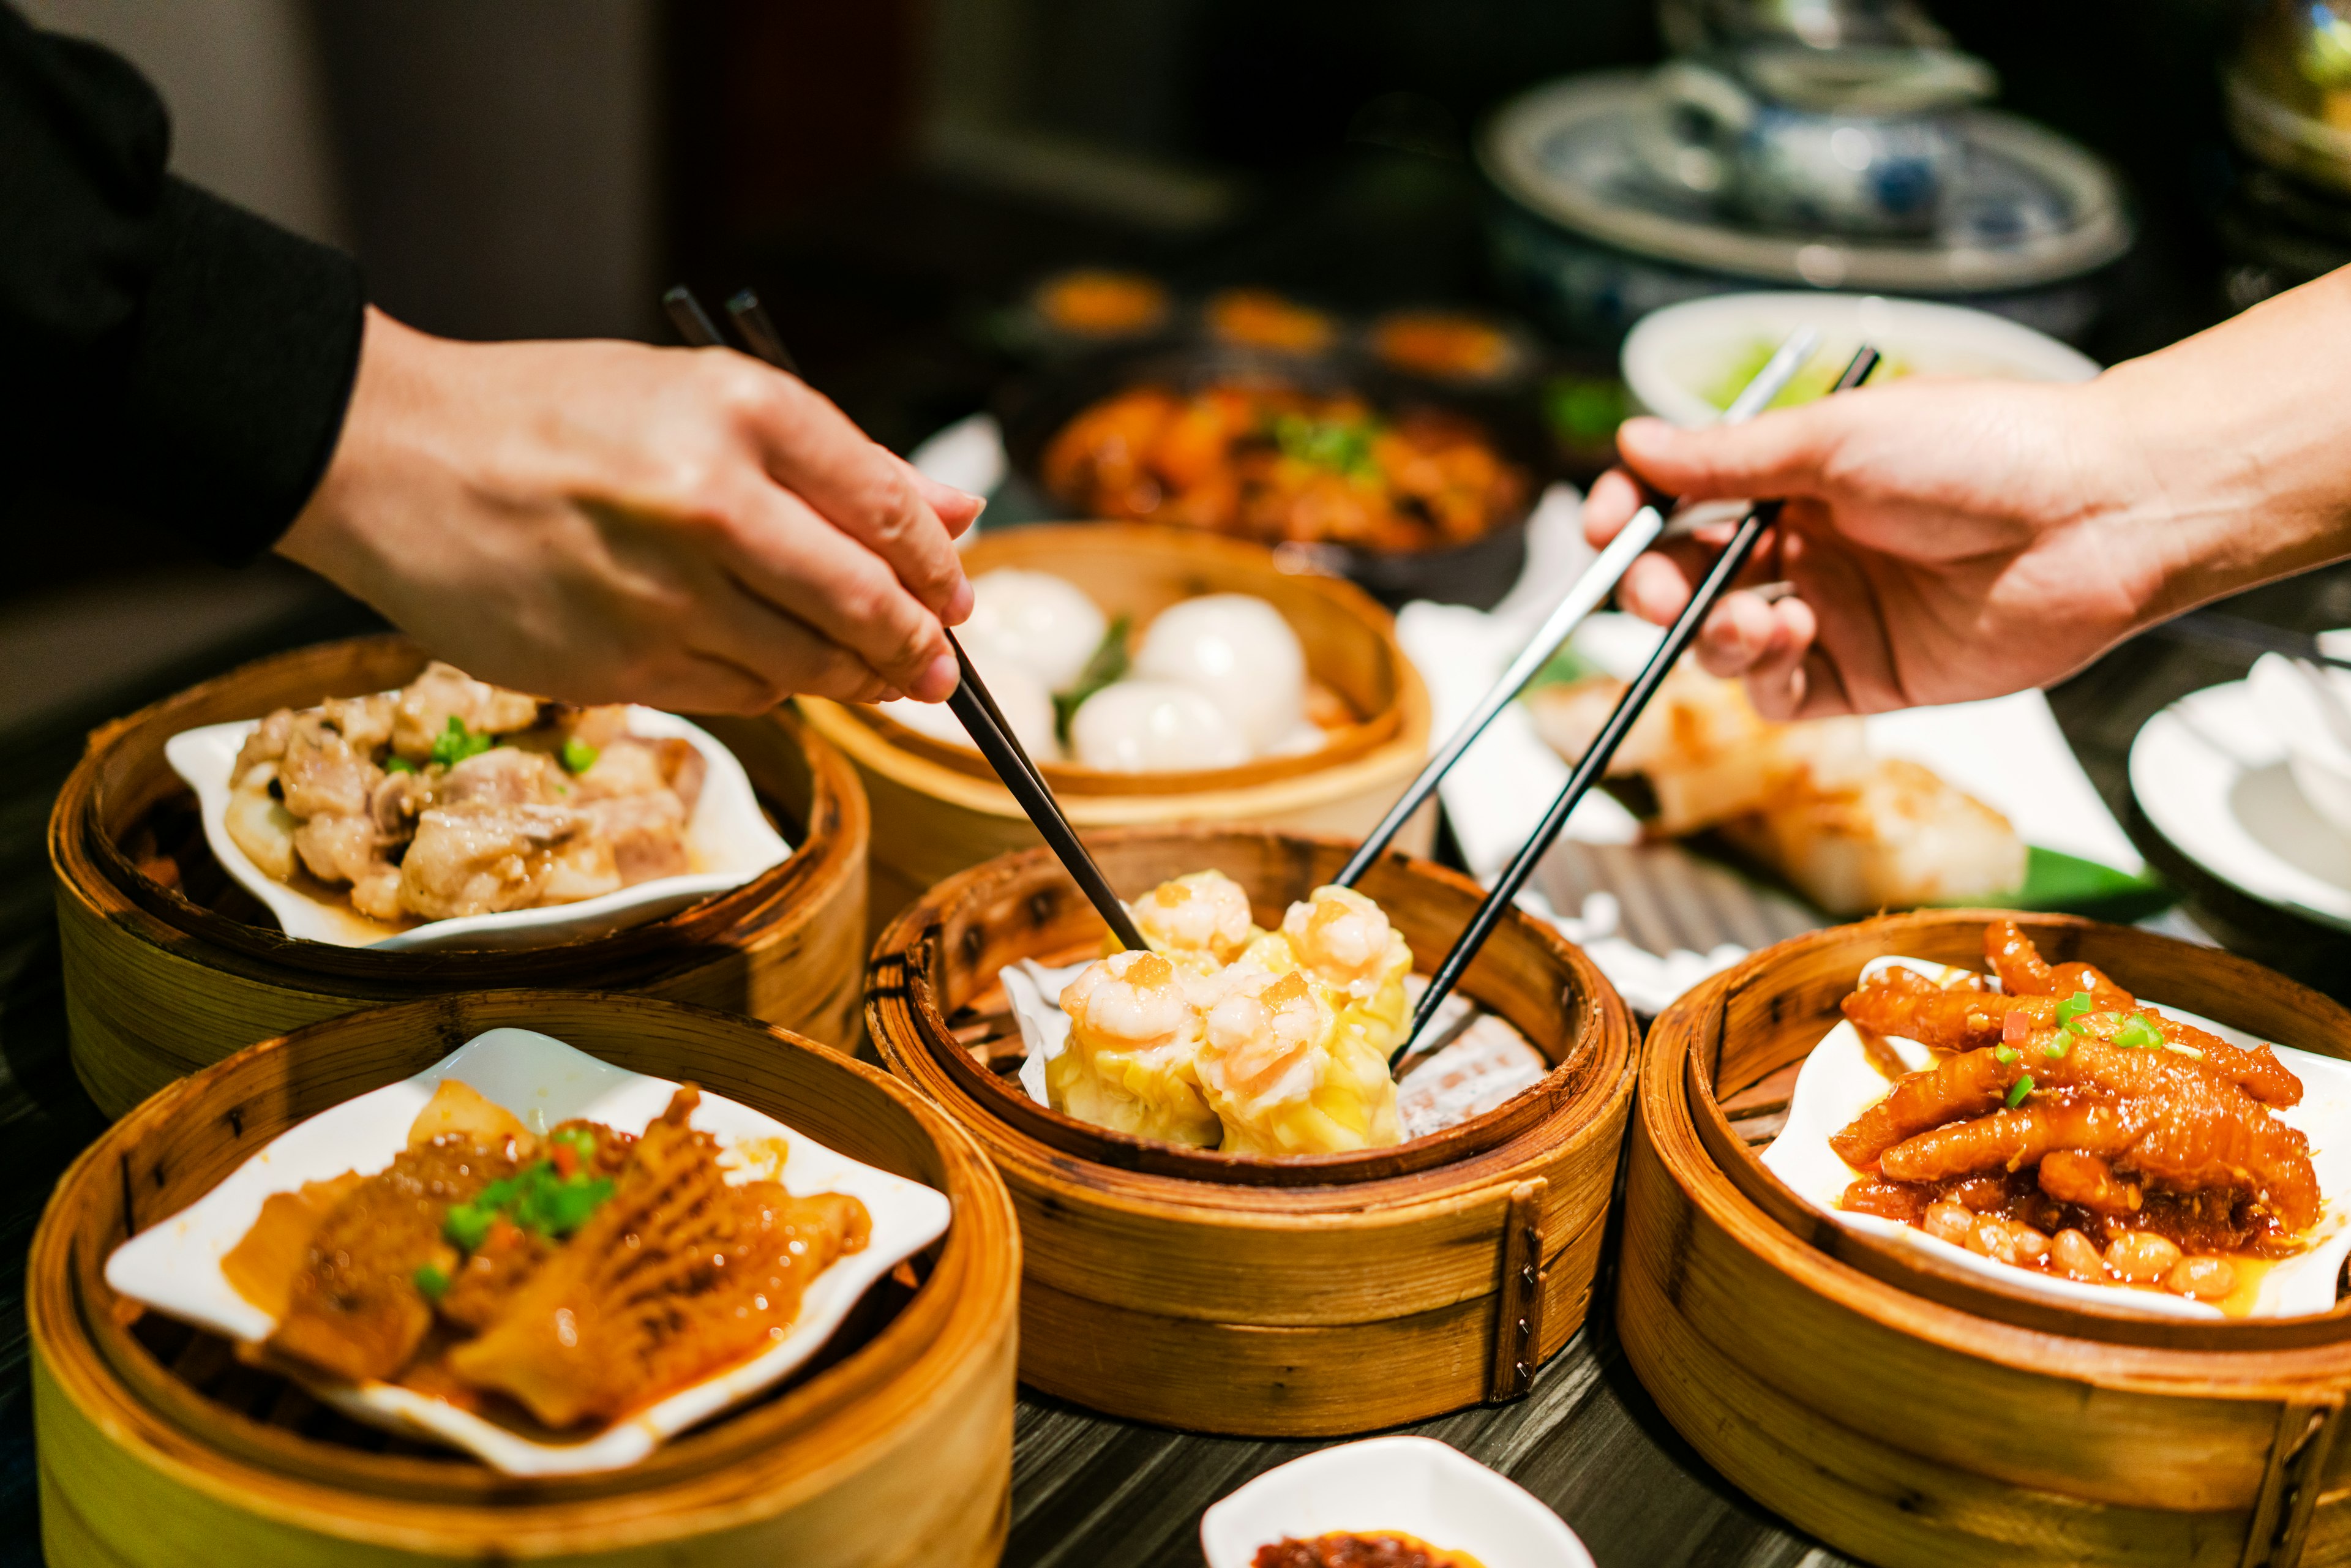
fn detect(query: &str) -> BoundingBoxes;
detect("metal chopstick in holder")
[1389,343,1883,1068]
[1332,325,1821,889]
[659,282,1148,951]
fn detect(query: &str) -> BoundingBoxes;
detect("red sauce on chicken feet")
[1827,923,2319,1305]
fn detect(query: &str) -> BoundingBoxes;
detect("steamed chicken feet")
[1829,921,2321,1307]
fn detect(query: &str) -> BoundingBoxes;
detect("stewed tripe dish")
[222,1078,868,1431]
[1832,920,2317,1307]
[223,661,707,928]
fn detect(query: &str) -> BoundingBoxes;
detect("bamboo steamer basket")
[866,825,1637,1436]
[30,989,1020,1567]
[50,635,870,1118]
[796,523,1436,937]
[1622,909,2351,1568]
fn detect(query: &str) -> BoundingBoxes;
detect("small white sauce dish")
[103,1026,952,1476]
[1761,956,2351,1320]
[165,705,789,951]
[1199,1436,1594,1568]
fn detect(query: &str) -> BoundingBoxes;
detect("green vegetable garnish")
[1052,613,1133,745]
[2114,1014,2162,1051]
[2005,1075,2034,1108]
[1269,411,1384,480]
[2162,1040,2206,1060]
[384,756,416,775]
[1993,1046,2018,1064]
[549,1125,598,1158]
[442,1158,615,1252]
[2043,1038,2070,1059]
[2053,990,2094,1032]
[430,715,495,769]
[443,1202,494,1251]
[414,1263,450,1301]
[561,736,599,774]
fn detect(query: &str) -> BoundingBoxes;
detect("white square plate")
[1760,956,2351,1319]
[104,1027,952,1475]
[165,706,789,950]
[1199,1437,1593,1568]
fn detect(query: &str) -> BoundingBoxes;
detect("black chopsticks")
[1389,344,1884,1068]
[661,283,1146,950]
[2146,610,2351,673]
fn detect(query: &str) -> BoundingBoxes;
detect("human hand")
[277,307,982,713]
[1585,270,2351,718]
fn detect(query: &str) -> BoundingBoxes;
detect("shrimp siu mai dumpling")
[1051,949,1221,1147]
[1196,964,1401,1155]
[1128,868,1261,970]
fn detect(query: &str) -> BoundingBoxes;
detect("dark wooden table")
[6,568,2349,1568]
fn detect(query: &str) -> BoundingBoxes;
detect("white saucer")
[2129,679,2351,931]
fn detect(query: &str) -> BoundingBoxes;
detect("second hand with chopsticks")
[1390,343,1884,1069]
[661,283,1147,950]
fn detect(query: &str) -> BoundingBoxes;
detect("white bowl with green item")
[1621,290,2100,427]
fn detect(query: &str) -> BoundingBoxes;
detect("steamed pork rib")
[220,662,702,926]
[1828,921,2321,1306]
[227,1078,870,1435]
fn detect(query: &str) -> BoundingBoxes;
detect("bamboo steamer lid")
[867,825,1637,1436]
[48,635,869,1117]
[798,524,1436,939]
[1624,910,2351,1568]
[31,990,1021,1567]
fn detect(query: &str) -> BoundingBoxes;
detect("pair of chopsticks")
[662,283,1147,950]
[1387,343,1884,1068]
[1332,325,1821,891]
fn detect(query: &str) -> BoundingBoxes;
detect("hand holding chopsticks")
[664,283,1147,951]
[1389,344,1884,1068]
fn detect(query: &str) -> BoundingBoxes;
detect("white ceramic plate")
[103,1027,951,1476]
[1199,1436,1592,1568]
[165,706,790,950]
[2131,679,2351,931]
[1620,290,2100,428]
[1761,956,2351,1320]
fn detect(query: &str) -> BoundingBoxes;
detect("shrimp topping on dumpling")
[1130,869,1259,969]
[1051,949,1221,1147]
[1196,966,1401,1156]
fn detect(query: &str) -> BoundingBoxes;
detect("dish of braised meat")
[1251,1532,1485,1568]
[223,662,706,929]
[1830,920,2318,1307]
[222,1078,869,1432]
[1039,383,1527,553]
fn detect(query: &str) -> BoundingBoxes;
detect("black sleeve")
[0,3,364,562]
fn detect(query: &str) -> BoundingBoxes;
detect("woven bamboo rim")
[48,635,869,1116]
[31,990,1019,1567]
[868,825,1637,1434]
[1623,910,2351,1568]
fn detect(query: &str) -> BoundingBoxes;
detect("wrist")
[276,306,434,595]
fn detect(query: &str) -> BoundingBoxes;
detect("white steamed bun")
[964,568,1108,691]
[1131,594,1306,753]
[1070,680,1249,772]
[879,629,1061,760]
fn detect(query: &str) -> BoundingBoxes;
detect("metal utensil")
[1390,343,1883,1068]
[1334,325,1821,888]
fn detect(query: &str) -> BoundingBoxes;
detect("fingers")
[710,479,960,701]
[1616,403,1846,504]
[641,567,901,711]
[732,369,972,623]
[901,457,987,542]
[1582,467,1649,548]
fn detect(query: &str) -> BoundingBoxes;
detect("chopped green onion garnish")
[383,756,416,775]
[443,1202,493,1251]
[413,1263,449,1300]
[442,1157,614,1251]
[2113,1014,2162,1050]
[1993,1046,2018,1064]
[561,736,599,774]
[2043,1038,2070,1059]
[2005,1075,2034,1108]
[2053,991,2094,1030]
[430,715,495,769]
